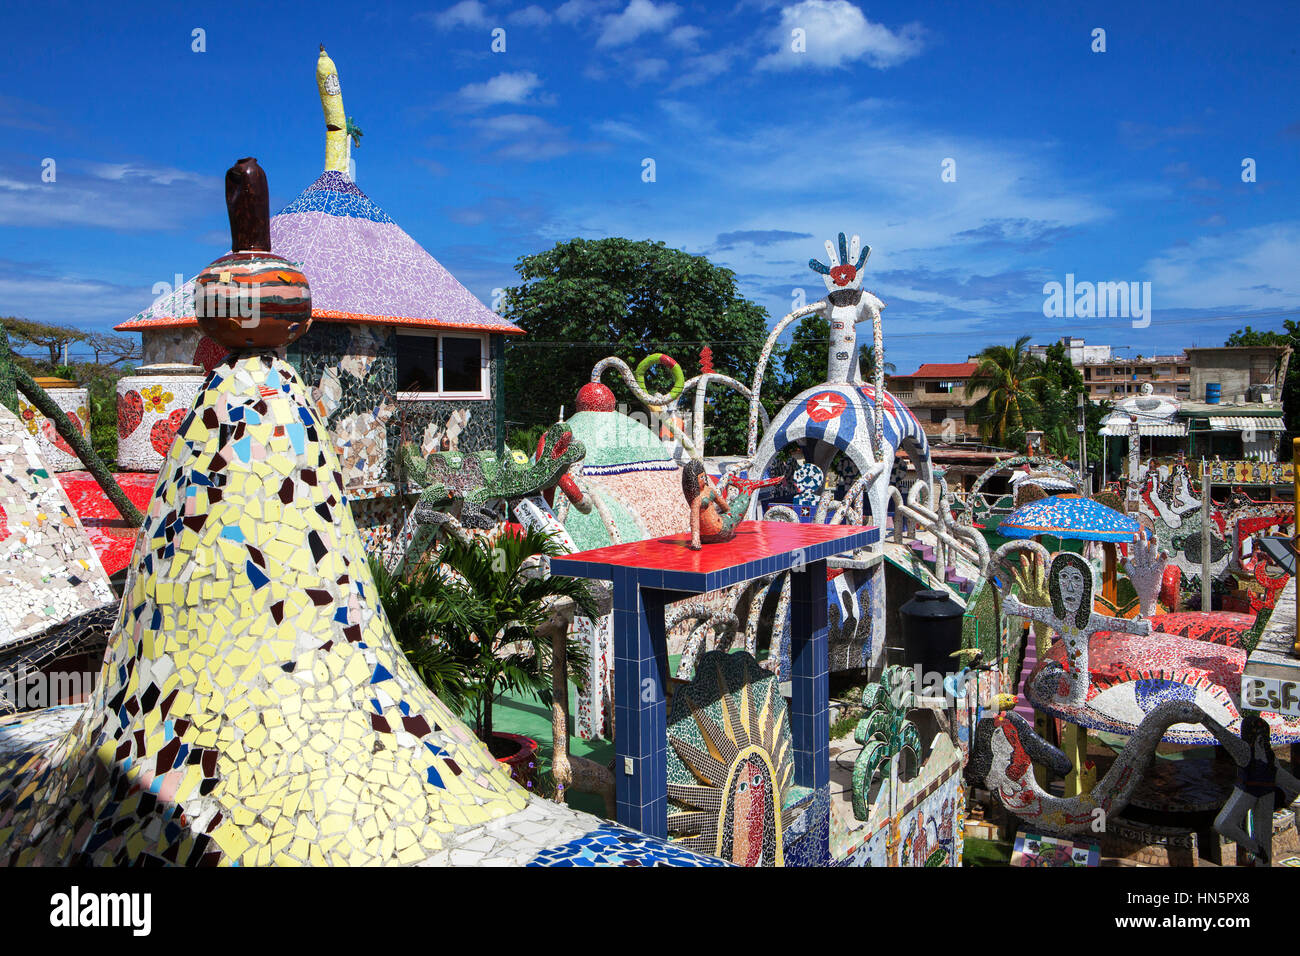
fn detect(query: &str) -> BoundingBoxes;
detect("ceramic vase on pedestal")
[116,364,206,471]
[20,377,90,472]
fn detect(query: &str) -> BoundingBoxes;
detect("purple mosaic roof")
[118,172,522,335]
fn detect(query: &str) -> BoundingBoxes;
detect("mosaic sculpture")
[966,699,1244,836]
[0,158,728,868]
[851,665,921,821]
[681,460,780,550]
[116,364,207,472]
[665,651,798,866]
[1214,713,1300,864]
[0,329,144,528]
[746,233,932,543]
[1122,530,1169,617]
[999,545,1151,707]
[399,422,587,562]
[193,158,312,351]
[0,402,116,697]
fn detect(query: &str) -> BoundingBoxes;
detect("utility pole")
[1077,392,1088,489]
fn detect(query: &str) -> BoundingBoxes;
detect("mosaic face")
[666,651,794,867]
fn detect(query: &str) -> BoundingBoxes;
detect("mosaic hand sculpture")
[1122,529,1169,617]
[1008,552,1052,659]
[967,699,1244,836]
[681,461,780,550]
[1000,550,1150,707]
[808,233,884,387]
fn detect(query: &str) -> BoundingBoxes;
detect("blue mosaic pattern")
[276,171,395,224]
[527,821,731,866]
[998,493,1141,543]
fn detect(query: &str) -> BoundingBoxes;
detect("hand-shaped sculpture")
[808,232,885,386]
[1009,552,1052,659]
[1122,529,1169,617]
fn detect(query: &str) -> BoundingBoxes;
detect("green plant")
[965,335,1045,449]
[369,556,486,715]
[415,527,599,747]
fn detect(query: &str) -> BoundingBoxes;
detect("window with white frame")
[393,331,489,399]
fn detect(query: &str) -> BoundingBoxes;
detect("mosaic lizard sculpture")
[966,699,1247,836]
[399,423,587,563]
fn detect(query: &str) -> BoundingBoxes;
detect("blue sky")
[1,0,1297,374]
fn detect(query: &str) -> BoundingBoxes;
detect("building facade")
[887,363,984,441]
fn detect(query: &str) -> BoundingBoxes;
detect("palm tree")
[426,527,599,748]
[859,343,896,379]
[965,335,1046,448]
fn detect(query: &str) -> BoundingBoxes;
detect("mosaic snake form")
[966,700,1246,836]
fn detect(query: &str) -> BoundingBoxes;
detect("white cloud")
[597,0,680,47]
[1142,223,1300,311]
[0,161,218,231]
[666,24,705,49]
[457,71,545,108]
[758,0,924,71]
[432,0,491,29]
[631,58,668,82]
[556,0,609,24]
[592,118,653,142]
[508,4,552,26]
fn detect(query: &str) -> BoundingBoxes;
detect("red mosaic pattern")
[55,471,157,575]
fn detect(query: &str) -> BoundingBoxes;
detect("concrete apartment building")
[1030,337,1191,401]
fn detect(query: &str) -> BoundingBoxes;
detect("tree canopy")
[501,238,770,454]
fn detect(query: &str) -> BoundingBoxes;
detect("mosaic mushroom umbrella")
[998,494,1141,603]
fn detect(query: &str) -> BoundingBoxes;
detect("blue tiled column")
[789,558,829,792]
[612,571,671,838]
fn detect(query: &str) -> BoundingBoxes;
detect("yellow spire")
[317,45,350,176]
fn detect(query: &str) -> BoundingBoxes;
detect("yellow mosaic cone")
[1,354,525,865]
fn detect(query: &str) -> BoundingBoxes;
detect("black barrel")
[899,589,965,679]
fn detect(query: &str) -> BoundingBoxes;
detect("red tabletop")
[551,521,877,594]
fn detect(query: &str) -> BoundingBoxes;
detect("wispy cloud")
[424,0,491,29]
[456,71,548,109]
[757,0,925,71]
[714,229,814,251]
[509,5,552,26]
[1142,222,1300,310]
[0,160,219,231]
[597,0,680,47]
[469,113,605,161]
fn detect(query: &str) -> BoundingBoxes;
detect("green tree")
[1,317,88,366]
[965,335,1046,448]
[501,238,769,455]
[776,312,832,399]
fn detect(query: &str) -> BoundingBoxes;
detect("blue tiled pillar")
[789,558,829,792]
[612,572,671,838]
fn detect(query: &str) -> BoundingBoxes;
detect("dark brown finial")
[225,157,270,253]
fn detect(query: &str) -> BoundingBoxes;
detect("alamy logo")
[49,886,151,936]
[1042,274,1151,328]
